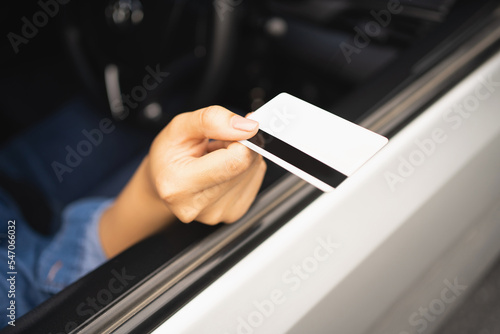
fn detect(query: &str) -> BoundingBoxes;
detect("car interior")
[2,0,500,333]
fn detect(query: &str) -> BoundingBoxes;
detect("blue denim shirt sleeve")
[36,198,113,294]
[0,188,112,329]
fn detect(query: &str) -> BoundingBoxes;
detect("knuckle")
[157,179,203,224]
[155,174,178,204]
[198,105,224,131]
[156,179,174,203]
[222,212,242,224]
[176,207,198,223]
[226,145,254,174]
[155,173,190,205]
[198,107,210,130]
[170,112,187,128]
[200,211,223,225]
[204,219,220,226]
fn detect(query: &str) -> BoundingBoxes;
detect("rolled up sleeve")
[1,190,114,328]
[36,198,113,294]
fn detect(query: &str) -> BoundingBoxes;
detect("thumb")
[171,105,259,142]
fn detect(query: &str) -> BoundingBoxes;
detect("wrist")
[99,156,176,258]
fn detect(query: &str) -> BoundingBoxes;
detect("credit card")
[240,93,388,192]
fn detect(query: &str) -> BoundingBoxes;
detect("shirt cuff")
[37,198,113,294]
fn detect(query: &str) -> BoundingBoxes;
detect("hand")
[149,105,266,224]
[99,106,266,257]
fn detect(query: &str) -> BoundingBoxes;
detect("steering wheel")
[62,0,242,126]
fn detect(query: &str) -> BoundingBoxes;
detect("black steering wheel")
[63,0,242,126]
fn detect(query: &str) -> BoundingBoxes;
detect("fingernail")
[231,115,258,131]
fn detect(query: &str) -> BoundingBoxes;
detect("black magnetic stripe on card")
[248,129,347,188]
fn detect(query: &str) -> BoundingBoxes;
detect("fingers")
[152,106,261,191]
[182,142,260,189]
[149,105,266,225]
[169,106,259,143]
[154,143,260,218]
[219,157,266,223]
[195,156,266,224]
[165,154,264,224]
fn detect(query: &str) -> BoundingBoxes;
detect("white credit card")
[240,93,388,192]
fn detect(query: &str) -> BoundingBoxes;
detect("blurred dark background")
[0,0,457,144]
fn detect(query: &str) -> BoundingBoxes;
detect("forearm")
[99,155,177,258]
